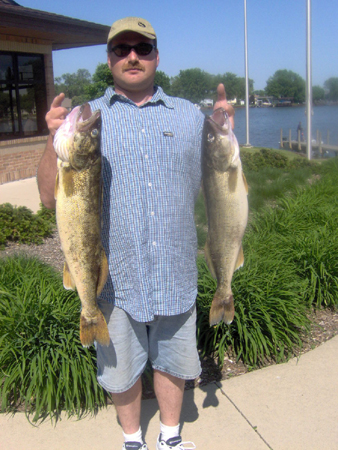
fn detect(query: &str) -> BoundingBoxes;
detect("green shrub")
[0,203,54,249]
[250,171,338,310]
[36,203,56,225]
[196,158,338,367]
[196,254,310,367]
[0,256,106,422]
[241,148,313,172]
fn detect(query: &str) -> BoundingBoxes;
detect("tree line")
[54,66,338,107]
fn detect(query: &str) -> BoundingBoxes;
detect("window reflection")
[0,52,47,140]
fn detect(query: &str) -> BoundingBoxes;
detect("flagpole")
[243,0,252,147]
[306,0,312,160]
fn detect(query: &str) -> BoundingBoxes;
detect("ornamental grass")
[1,153,338,420]
[0,256,106,422]
[196,158,338,366]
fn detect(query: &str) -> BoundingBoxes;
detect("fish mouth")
[207,108,230,135]
[76,104,101,133]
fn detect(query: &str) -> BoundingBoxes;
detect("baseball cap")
[107,17,157,46]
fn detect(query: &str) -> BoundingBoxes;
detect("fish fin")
[242,171,249,194]
[54,171,59,200]
[228,167,238,193]
[96,249,109,296]
[63,262,76,290]
[80,310,110,347]
[204,238,216,279]
[209,291,235,326]
[235,245,245,271]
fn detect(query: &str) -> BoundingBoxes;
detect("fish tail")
[80,310,110,348]
[209,291,235,326]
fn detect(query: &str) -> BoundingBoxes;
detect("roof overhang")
[0,3,110,50]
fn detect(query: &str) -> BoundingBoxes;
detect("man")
[37,17,234,450]
[297,121,304,141]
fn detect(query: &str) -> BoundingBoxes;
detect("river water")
[224,105,338,150]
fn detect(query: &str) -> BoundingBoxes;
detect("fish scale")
[202,109,248,326]
[54,104,110,347]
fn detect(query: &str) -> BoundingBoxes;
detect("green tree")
[0,92,10,118]
[265,69,305,103]
[253,89,266,96]
[312,85,325,102]
[213,73,253,103]
[154,70,171,94]
[55,69,92,100]
[324,77,338,101]
[84,63,114,101]
[19,88,35,113]
[170,68,213,103]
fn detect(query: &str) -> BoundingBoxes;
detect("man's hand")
[46,93,69,136]
[213,84,235,129]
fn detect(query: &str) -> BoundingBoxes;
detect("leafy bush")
[241,148,312,172]
[0,203,54,249]
[36,203,56,225]
[0,256,106,421]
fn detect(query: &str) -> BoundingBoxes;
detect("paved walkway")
[1,178,338,449]
[0,177,41,213]
[1,335,338,449]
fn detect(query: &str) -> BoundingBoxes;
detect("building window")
[0,51,48,140]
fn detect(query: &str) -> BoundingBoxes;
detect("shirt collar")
[104,85,174,109]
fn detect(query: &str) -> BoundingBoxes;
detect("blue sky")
[19,0,338,91]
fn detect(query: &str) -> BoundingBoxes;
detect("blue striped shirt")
[89,86,204,322]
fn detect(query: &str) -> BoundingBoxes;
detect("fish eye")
[207,133,215,142]
[91,129,98,138]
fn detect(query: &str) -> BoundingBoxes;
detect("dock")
[280,128,338,157]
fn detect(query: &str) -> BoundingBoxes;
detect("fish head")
[69,105,101,171]
[54,104,101,171]
[203,108,239,172]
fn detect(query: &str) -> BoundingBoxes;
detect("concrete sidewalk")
[1,335,338,450]
[0,177,41,213]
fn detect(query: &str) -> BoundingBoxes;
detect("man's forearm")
[37,134,57,209]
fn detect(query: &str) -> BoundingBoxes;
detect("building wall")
[0,36,53,184]
[0,136,48,184]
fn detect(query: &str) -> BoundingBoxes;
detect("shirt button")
[142,129,146,133]
[145,154,149,159]
[151,211,155,216]
[148,182,152,187]
[152,241,156,246]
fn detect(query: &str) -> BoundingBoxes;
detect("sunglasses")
[109,43,156,57]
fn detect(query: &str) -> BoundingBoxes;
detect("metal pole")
[306,0,312,160]
[243,0,252,147]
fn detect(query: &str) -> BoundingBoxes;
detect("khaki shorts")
[96,300,201,393]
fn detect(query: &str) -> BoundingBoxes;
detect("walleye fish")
[54,104,110,347]
[202,108,248,326]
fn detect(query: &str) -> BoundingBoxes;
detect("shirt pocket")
[156,128,197,176]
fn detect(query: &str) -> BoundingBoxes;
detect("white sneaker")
[122,442,148,450]
[156,434,196,449]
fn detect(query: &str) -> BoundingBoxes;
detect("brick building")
[0,0,109,184]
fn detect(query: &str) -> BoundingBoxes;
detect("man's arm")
[37,93,68,209]
[213,84,235,129]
